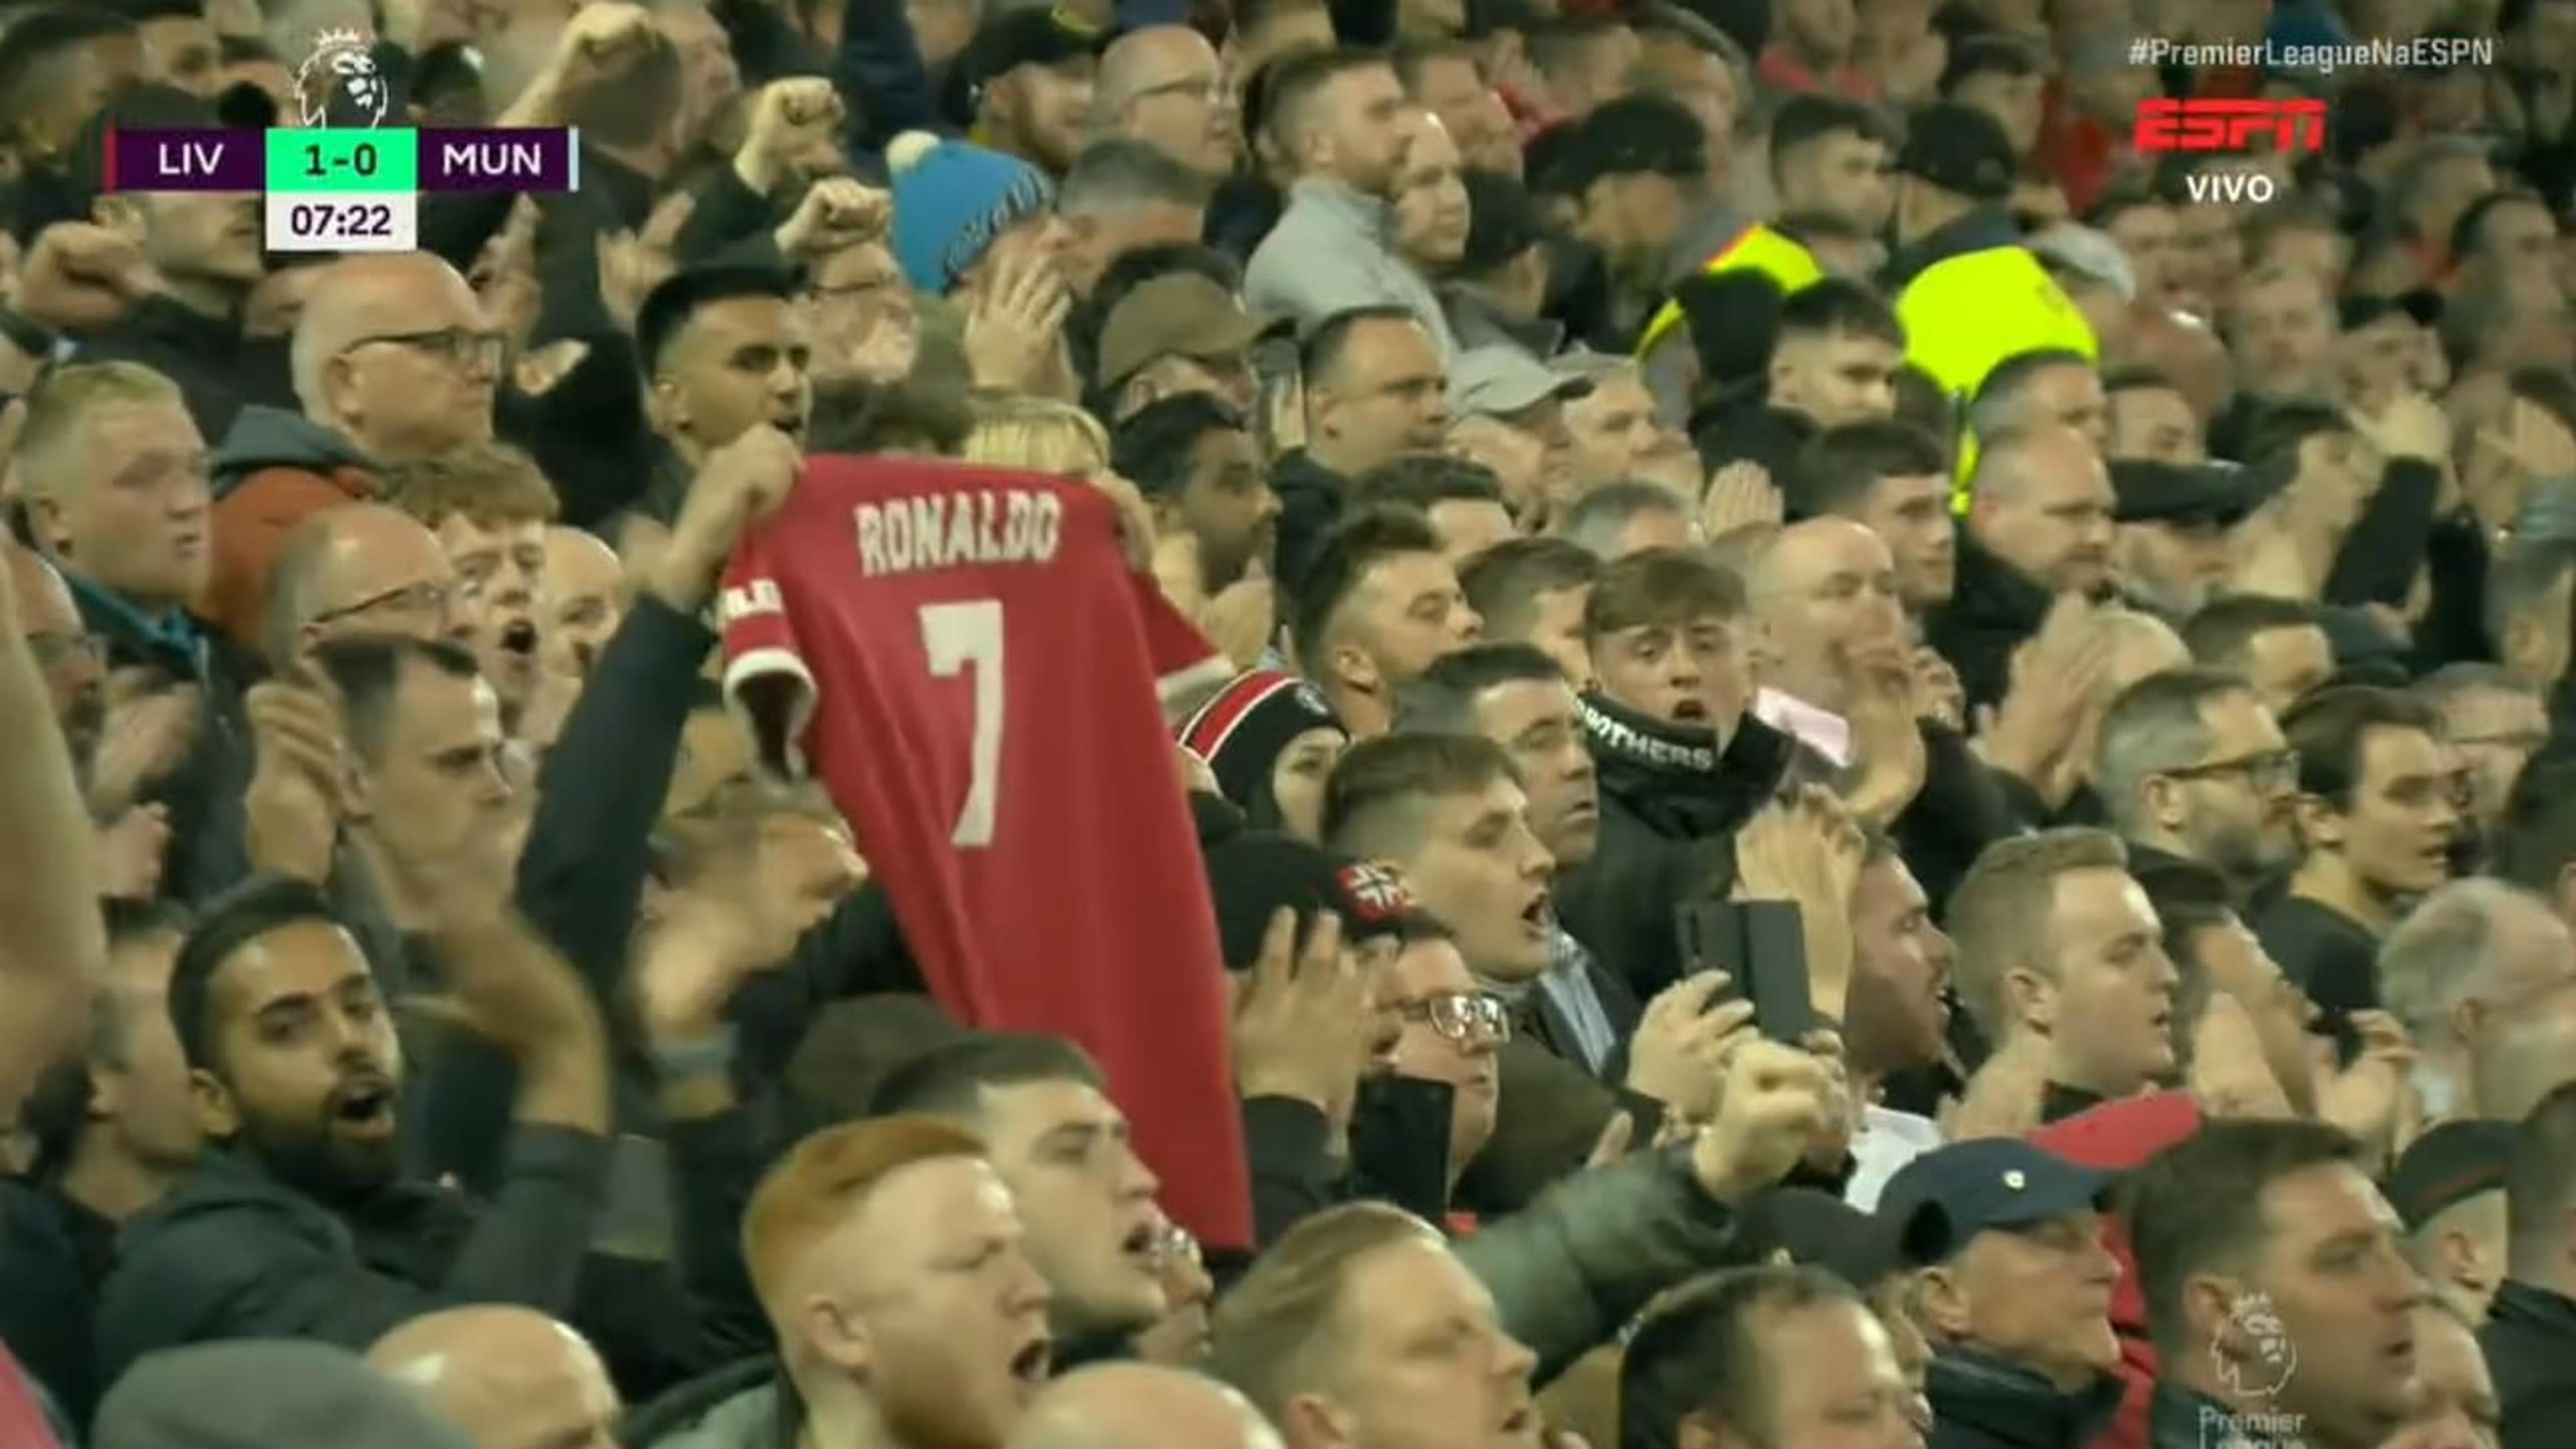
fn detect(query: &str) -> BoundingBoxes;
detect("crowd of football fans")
[8,0,2576,1445]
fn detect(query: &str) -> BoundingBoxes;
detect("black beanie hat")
[1176,670,1346,830]
[1204,831,1417,971]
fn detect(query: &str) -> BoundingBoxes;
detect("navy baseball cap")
[1878,1139,2115,1254]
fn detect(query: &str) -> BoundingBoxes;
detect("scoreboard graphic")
[102,125,580,252]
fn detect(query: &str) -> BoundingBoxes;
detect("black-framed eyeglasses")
[1393,991,1511,1047]
[309,580,453,627]
[2161,748,2301,793]
[343,327,508,374]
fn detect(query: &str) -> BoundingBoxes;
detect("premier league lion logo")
[2214,1291,2299,1399]
[294,28,390,129]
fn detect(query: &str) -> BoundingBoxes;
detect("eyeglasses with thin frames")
[307,580,455,628]
[2159,749,2301,793]
[342,327,509,375]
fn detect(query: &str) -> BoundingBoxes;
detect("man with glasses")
[260,503,465,673]
[1379,917,1513,1197]
[205,251,503,653]
[1093,26,1239,181]
[2093,667,2302,906]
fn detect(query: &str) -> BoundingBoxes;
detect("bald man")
[543,525,627,677]
[369,1306,621,1449]
[207,252,501,650]
[1744,518,1909,721]
[288,252,501,464]
[262,502,465,669]
[1006,1364,1283,1449]
[1092,27,1236,178]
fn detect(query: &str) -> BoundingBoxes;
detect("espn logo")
[2132,98,2326,154]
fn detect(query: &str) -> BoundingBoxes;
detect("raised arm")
[0,543,101,1122]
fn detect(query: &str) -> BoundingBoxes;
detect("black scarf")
[1578,693,1795,841]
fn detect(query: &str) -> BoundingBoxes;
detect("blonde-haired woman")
[960,392,1272,669]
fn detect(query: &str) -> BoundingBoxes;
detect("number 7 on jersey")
[918,600,1005,847]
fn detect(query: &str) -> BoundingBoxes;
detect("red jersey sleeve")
[716,532,820,775]
[1131,574,1234,714]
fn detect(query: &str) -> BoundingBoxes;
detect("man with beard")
[378,443,564,743]
[1244,49,1454,352]
[1291,508,1483,739]
[1932,423,2117,710]
[93,870,614,1379]
[953,7,1102,180]
[2092,669,2301,905]
[1272,306,1450,595]
[628,266,814,537]
[1841,837,1957,1210]
[1112,394,1279,599]
[2107,460,2265,624]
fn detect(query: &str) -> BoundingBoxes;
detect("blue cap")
[1879,1138,2114,1253]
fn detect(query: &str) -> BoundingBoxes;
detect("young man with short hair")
[1796,418,1955,611]
[2256,686,2461,1026]
[1290,507,1482,738]
[1458,538,1599,690]
[1946,828,2180,1119]
[377,441,564,738]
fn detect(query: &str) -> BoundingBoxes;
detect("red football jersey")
[720,455,1248,1245]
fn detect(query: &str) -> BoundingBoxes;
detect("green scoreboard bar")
[265,128,419,194]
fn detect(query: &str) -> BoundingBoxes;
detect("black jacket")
[1926,1348,2123,1449]
[0,1181,112,1429]
[1556,694,1819,998]
[97,1130,610,1382]
[2483,1279,2576,1449]
[1688,384,1816,485]
[64,572,256,904]
[68,294,294,444]
[1926,533,2060,713]
[2145,1380,2305,1449]
[1243,1078,1454,1248]
[1270,448,1354,601]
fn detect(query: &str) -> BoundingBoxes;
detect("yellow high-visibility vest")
[1895,244,2098,512]
[1633,222,1827,362]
